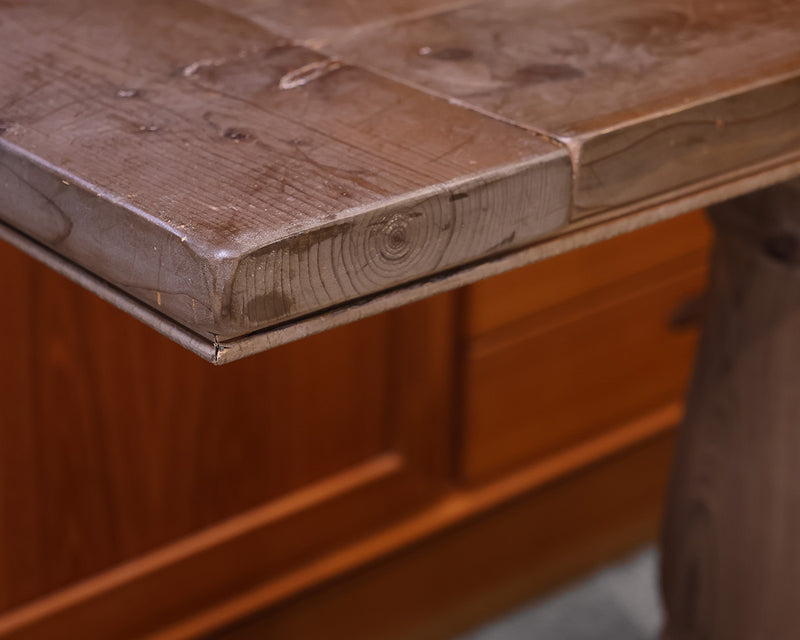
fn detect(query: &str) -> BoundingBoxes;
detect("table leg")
[661,180,800,639]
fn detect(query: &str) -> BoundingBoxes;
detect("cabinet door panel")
[0,238,455,638]
[460,212,710,482]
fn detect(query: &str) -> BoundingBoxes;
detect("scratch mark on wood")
[181,58,218,77]
[279,59,344,90]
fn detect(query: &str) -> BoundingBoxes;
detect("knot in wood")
[360,209,439,283]
[380,214,411,261]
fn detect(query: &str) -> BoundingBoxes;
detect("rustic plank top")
[2,0,800,362]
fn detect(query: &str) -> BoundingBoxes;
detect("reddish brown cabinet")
[461,213,711,481]
[0,211,710,639]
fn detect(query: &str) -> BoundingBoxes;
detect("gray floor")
[457,547,662,640]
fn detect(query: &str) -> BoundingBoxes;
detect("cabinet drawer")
[464,211,712,338]
[461,256,707,482]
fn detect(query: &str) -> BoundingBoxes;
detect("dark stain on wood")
[514,63,585,84]
[245,289,296,322]
[222,127,253,142]
[425,47,473,61]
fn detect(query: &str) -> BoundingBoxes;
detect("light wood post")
[661,180,800,639]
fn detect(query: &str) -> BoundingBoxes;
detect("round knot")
[381,215,411,261]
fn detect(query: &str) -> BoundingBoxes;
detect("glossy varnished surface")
[2,0,800,359]
[0,237,457,635]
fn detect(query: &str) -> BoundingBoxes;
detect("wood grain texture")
[661,180,800,639]
[0,239,456,633]
[6,0,800,359]
[463,256,705,482]
[0,238,39,612]
[4,402,673,640]
[1,148,784,366]
[463,210,712,337]
[321,0,800,218]
[0,221,219,361]
[216,159,800,363]
[458,212,709,483]
[0,200,702,637]
[0,0,569,342]
[212,429,676,640]
[201,0,482,43]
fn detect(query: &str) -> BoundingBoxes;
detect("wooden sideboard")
[0,210,710,639]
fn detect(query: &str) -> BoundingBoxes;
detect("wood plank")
[5,149,793,365]
[6,0,800,360]
[0,0,569,342]
[201,0,482,43]
[213,156,800,363]
[0,223,219,361]
[322,0,800,218]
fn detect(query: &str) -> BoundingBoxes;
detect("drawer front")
[464,210,712,338]
[461,257,707,482]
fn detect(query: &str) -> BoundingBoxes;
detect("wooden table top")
[2,0,800,363]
